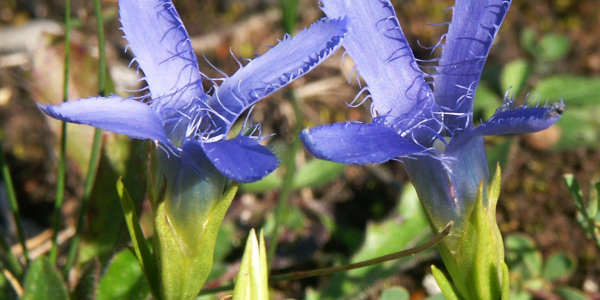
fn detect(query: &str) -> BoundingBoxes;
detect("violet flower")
[300,0,564,237]
[39,0,349,184]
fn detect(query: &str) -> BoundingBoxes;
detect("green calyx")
[153,182,238,300]
[433,163,510,300]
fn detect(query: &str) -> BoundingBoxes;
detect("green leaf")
[556,286,591,300]
[311,183,430,299]
[241,172,282,193]
[486,138,514,185]
[552,107,600,150]
[242,159,345,193]
[79,140,148,264]
[293,160,345,189]
[533,76,600,106]
[474,84,501,120]
[538,34,570,61]
[116,178,159,298]
[96,250,149,300]
[501,59,530,96]
[348,183,429,275]
[22,257,68,300]
[431,265,459,300]
[505,234,543,279]
[379,286,410,300]
[542,253,577,281]
[563,175,588,221]
[520,29,538,56]
[232,229,269,300]
[589,181,600,218]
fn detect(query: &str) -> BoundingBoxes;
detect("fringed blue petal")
[321,0,433,117]
[300,121,425,164]
[471,101,564,136]
[119,0,204,116]
[195,136,279,183]
[434,0,512,124]
[209,17,349,134]
[39,96,173,148]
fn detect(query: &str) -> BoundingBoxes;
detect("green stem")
[267,92,302,271]
[0,234,22,279]
[200,222,453,295]
[266,0,299,270]
[49,0,71,265]
[63,0,106,275]
[0,133,29,267]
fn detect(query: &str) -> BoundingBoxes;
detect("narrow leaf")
[116,178,159,298]
[431,265,459,300]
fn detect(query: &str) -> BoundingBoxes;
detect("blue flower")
[300,0,563,232]
[39,0,349,183]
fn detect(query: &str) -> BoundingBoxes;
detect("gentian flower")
[301,1,563,297]
[38,0,348,298]
[301,0,563,241]
[40,0,349,184]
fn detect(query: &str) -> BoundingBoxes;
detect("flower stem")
[49,0,71,265]
[0,133,27,270]
[267,92,302,271]
[63,0,106,275]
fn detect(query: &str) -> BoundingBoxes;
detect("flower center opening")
[432,136,452,153]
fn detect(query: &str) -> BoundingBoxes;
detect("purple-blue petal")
[209,17,349,133]
[434,0,512,120]
[300,121,425,164]
[470,101,564,137]
[39,96,173,147]
[119,0,204,114]
[197,136,279,183]
[321,0,433,117]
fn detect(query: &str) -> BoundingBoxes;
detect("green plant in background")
[505,234,588,300]
[476,27,600,152]
[563,175,600,248]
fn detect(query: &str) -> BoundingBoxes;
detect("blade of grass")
[0,232,22,279]
[116,178,160,299]
[62,0,106,275]
[49,0,72,265]
[0,133,29,267]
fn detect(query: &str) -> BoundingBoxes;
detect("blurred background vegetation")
[0,0,599,299]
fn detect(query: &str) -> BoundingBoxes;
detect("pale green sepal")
[501,262,510,300]
[232,229,269,300]
[489,163,502,211]
[431,264,460,300]
[154,183,238,300]
[437,167,506,300]
[116,177,160,299]
[469,182,502,299]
